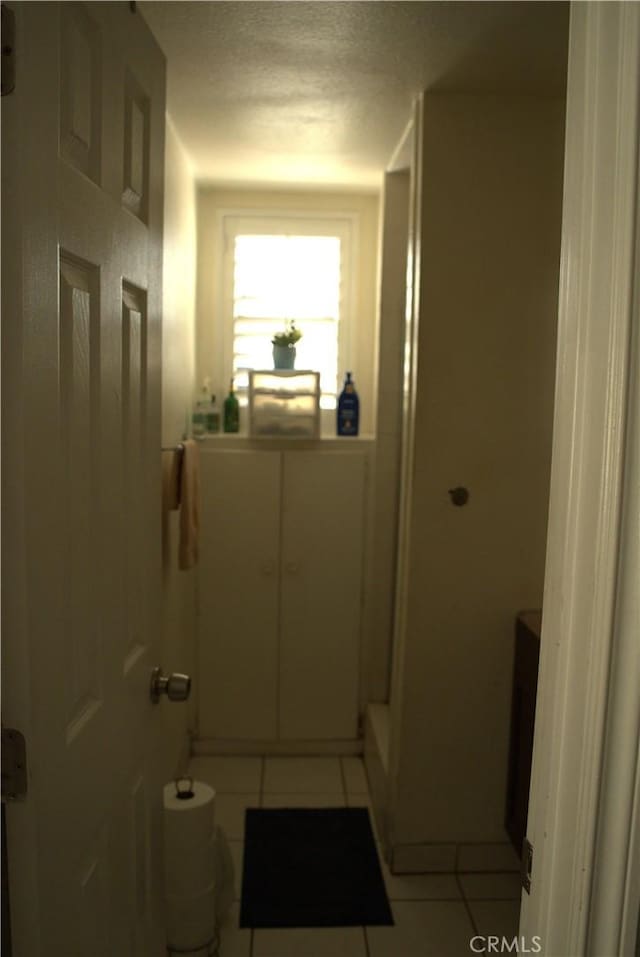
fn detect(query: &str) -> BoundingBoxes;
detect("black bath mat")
[239,807,393,928]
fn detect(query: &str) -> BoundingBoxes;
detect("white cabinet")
[198,450,281,740]
[198,446,367,743]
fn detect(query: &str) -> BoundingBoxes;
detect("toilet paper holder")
[150,666,191,704]
[174,777,195,799]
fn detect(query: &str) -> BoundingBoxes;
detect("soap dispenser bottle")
[206,393,221,434]
[337,371,359,436]
[192,385,208,439]
[223,378,240,433]
[193,378,215,438]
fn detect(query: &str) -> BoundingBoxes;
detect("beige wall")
[196,187,379,434]
[160,117,197,779]
[390,94,565,851]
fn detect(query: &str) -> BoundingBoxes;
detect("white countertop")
[197,433,375,451]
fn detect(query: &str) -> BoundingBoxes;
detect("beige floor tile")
[467,899,521,938]
[189,756,263,793]
[458,872,522,901]
[263,757,344,794]
[379,854,461,901]
[261,793,346,809]
[215,794,260,841]
[457,843,520,873]
[253,925,367,957]
[366,900,475,957]
[218,903,251,957]
[341,757,369,794]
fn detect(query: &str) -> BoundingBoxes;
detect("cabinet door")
[280,451,366,739]
[198,450,280,739]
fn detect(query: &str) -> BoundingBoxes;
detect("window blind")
[231,233,343,408]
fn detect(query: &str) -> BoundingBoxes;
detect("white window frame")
[213,209,358,406]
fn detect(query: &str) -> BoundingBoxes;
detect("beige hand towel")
[179,440,200,570]
[162,448,181,511]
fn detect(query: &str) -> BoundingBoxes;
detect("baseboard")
[367,703,390,772]
[364,704,390,856]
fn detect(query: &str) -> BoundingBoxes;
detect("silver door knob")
[150,667,191,704]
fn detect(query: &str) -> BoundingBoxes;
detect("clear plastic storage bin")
[249,370,320,438]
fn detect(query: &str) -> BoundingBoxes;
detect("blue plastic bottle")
[337,371,359,436]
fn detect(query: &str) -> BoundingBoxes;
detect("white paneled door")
[1,4,166,955]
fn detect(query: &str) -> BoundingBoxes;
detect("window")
[220,215,354,409]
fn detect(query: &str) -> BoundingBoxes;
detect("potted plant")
[272,320,302,370]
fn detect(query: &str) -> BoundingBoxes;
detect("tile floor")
[187,755,520,957]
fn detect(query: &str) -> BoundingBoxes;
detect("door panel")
[1,4,166,954]
[123,71,151,221]
[198,450,281,740]
[122,283,149,671]
[59,255,103,743]
[59,2,101,181]
[280,451,366,739]
[72,824,110,957]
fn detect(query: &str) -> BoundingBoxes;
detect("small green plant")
[272,320,302,347]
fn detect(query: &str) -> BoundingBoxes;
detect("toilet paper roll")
[165,831,216,899]
[166,881,217,951]
[163,780,216,852]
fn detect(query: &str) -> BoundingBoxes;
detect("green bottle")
[223,378,240,433]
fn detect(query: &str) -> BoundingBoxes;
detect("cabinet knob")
[261,560,276,576]
[285,561,299,574]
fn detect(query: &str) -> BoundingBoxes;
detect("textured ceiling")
[140,1,569,190]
